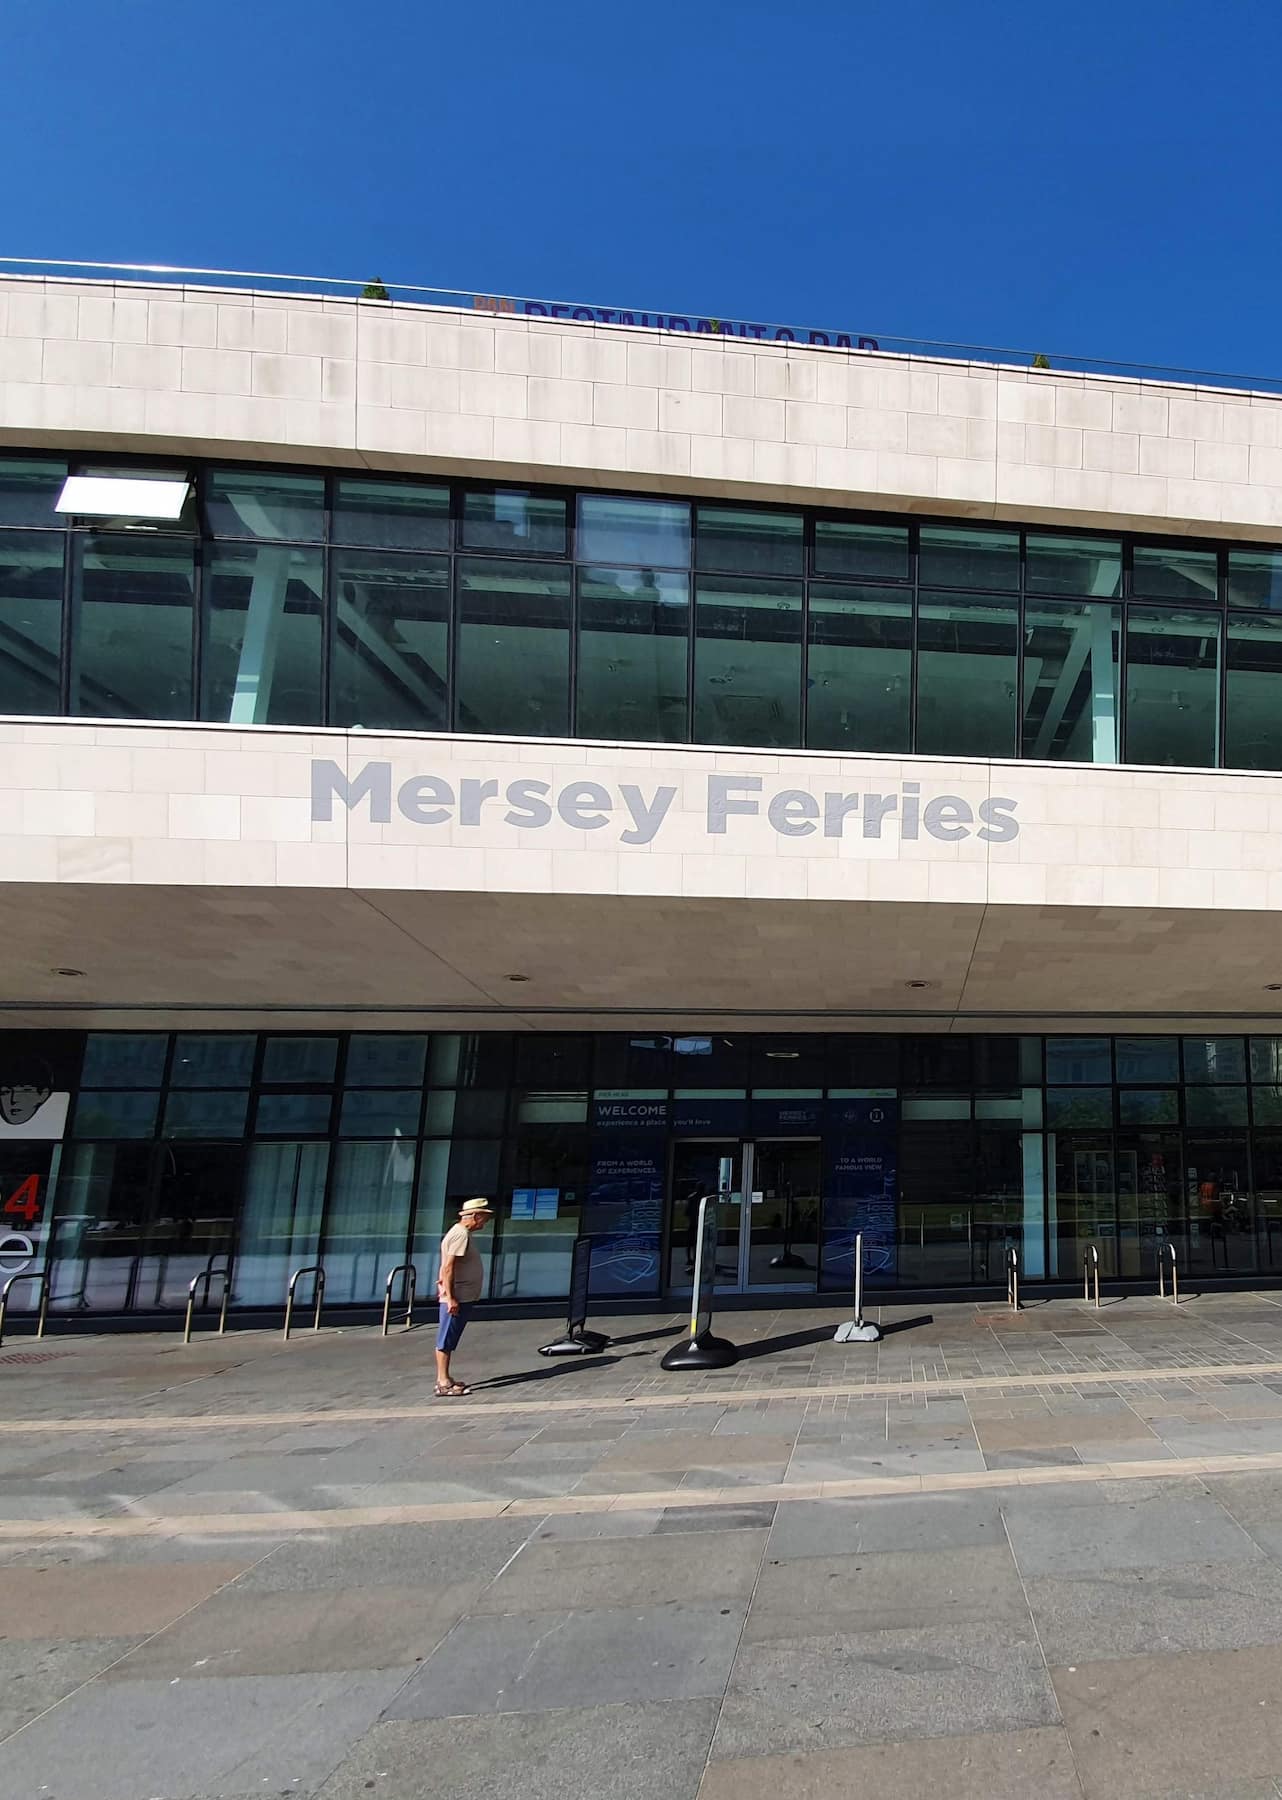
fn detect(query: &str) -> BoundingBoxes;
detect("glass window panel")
[72,1091,160,1137]
[1124,607,1220,768]
[973,1039,1024,1086]
[694,574,801,747]
[1026,534,1122,597]
[202,544,323,726]
[331,549,449,731]
[234,1140,327,1306]
[170,1035,255,1087]
[456,557,570,736]
[1185,1086,1248,1126]
[0,530,63,715]
[1253,1087,1282,1125]
[903,1037,973,1087]
[1047,1088,1113,1127]
[1046,1037,1112,1083]
[813,519,909,581]
[918,526,1018,590]
[1132,544,1219,604]
[410,1139,500,1283]
[332,478,449,551]
[345,1035,428,1086]
[461,489,566,554]
[1226,612,1282,771]
[916,593,1018,757]
[577,496,690,567]
[902,1094,970,1120]
[427,1034,512,1088]
[204,469,323,541]
[1116,1037,1180,1082]
[81,1034,168,1087]
[162,1090,249,1138]
[72,535,194,720]
[253,1092,333,1135]
[1119,1089,1179,1124]
[261,1037,338,1084]
[593,1034,672,1087]
[1228,549,1282,611]
[577,566,688,742]
[1022,600,1120,763]
[49,1142,153,1312]
[1251,1039,1282,1083]
[323,1138,417,1303]
[806,583,911,752]
[515,1036,592,1088]
[1183,1037,1247,1082]
[0,458,67,528]
[338,1089,421,1136]
[695,506,802,576]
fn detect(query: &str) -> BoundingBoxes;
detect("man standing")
[435,1197,493,1396]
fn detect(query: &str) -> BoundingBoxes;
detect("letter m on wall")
[310,759,392,823]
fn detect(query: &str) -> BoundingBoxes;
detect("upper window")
[332,478,449,551]
[1026,534,1121,598]
[461,489,566,555]
[695,506,803,576]
[1227,549,1282,611]
[918,526,1018,590]
[1132,544,1218,604]
[204,470,324,541]
[0,458,67,528]
[813,519,910,582]
[577,495,690,567]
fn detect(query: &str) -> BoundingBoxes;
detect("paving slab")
[0,1559,253,1638]
[229,1516,536,1592]
[1002,1493,1261,1577]
[472,1528,765,1611]
[697,1725,1084,1799]
[767,1492,1005,1557]
[1027,1557,1282,1663]
[745,1543,1028,1641]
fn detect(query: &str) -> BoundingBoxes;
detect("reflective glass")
[577,496,690,567]
[234,1140,327,1306]
[1253,1087,1282,1124]
[202,544,323,726]
[163,1090,249,1138]
[918,526,1018,590]
[1124,607,1220,768]
[1226,612,1282,770]
[461,489,566,554]
[1046,1088,1113,1127]
[345,1035,429,1086]
[695,506,802,575]
[1026,534,1122,597]
[323,1139,416,1302]
[813,519,909,581]
[916,593,1018,757]
[72,1091,160,1137]
[73,535,194,720]
[456,558,571,736]
[170,1035,255,1087]
[694,575,802,747]
[1227,548,1282,611]
[332,478,449,551]
[1252,1039,1282,1082]
[331,550,448,731]
[0,530,62,714]
[0,458,66,528]
[261,1037,338,1084]
[1185,1086,1248,1126]
[338,1089,421,1136]
[806,583,911,752]
[253,1092,333,1135]
[1022,600,1120,763]
[1183,1037,1247,1082]
[1118,1089,1179,1124]
[81,1034,168,1087]
[1132,544,1219,604]
[1115,1037,1180,1082]
[577,566,688,742]
[1046,1037,1112,1083]
[204,469,323,540]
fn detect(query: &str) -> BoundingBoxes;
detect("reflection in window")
[73,535,194,720]
[694,575,801,747]
[1026,534,1121,597]
[1118,1089,1179,1125]
[577,496,690,567]
[916,593,1018,757]
[0,458,66,528]
[813,520,910,581]
[261,1037,338,1084]
[235,1140,327,1306]
[695,507,803,576]
[1115,1037,1179,1082]
[806,583,911,752]
[254,1092,333,1135]
[1226,612,1282,771]
[1124,607,1220,768]
[1022,600,1119,762]
[345,1035,429,1086]
[81,1034,168,1087]
[1132,544,1219,604]
[456,558,571,736]
[324,1139,417,1302]
[919,526,1018,590]
[163,1090,249,1138]
[1046,1037,1112,1083]
[1251,1039,1282,1082]
[0,530,62,714]
[331,550,448,731]
[204,469,323,541]
[1185,1086,1249,1126]
[203,544,323,726]
[170,1035,255,1087]
[1228,549,1282,610]
[1183,1037,1247,1083]
[72,1091,160,1137]
[461,489,566,554]
[332,478,449,551]
[577,566,688,742]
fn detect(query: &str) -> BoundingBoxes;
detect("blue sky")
[5,0,1280,375]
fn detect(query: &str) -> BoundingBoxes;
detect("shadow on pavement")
[605,1323,685,1347]
[879,1313,934,1336]
[735,1325,841,1360]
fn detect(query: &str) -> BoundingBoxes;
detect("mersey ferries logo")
[311,760,1019,846]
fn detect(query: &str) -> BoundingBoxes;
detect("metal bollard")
[1159,1239,1179,1304]
[1006,1245,1020,1311]
[833,1231,882,1343]
[284,1264,325,1340]
[381,1262,417,1336]
[0,1271,50,1347]
[183,1263,231,1344]
[1083,1243,1100,1309]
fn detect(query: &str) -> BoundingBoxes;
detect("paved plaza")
[10,1294,1282,1795]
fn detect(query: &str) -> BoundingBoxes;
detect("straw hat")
[459,1197,494,1217]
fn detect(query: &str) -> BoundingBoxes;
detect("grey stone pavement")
[11,1291,1282,1795]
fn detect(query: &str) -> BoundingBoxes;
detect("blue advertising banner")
[750,1096,823,1134]
[584,1134,664,1295]
[821,1100,899,1288]
[591,1096,669,1133]
[671,1096,748,1134]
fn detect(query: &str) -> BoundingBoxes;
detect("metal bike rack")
[1005,1244,1020,1311]
[1083,1242,1101,1309]
[0,1270,50,1347]
[283,1263,326,1340]
[1158,1238,1180,1304]
[381,1262,417,1336]
[183,1255,232,1345]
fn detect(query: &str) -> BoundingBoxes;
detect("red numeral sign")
[3,1175,41,1226]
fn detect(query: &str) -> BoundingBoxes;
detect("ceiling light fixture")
[506,973,530,983]
[51,967,85,978]
[904,979,932,990]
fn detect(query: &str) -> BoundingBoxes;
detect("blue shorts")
[437,1300,472,1353]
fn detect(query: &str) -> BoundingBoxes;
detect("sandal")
[434,1381,470,1397]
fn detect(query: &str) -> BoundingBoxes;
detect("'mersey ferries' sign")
[311,760,1019,847]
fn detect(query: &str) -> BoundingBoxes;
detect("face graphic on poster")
[0,1056,68,1139]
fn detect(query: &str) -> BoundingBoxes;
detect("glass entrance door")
[666,1138,820,1293]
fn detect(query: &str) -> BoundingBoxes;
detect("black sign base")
[538,1327,611,1357]
[661,1329,738,1371]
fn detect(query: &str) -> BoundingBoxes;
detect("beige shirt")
[439,1222,485,1303]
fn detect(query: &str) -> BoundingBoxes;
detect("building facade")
[5,270,1282,1317]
